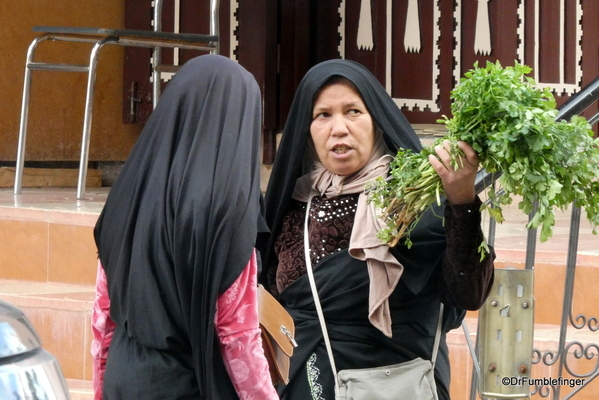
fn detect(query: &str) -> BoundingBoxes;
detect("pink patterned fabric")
[91,251,278,400]
[91,260,115,400]
[216,250,279,400]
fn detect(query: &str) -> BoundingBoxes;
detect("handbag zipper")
[281,326,298,347]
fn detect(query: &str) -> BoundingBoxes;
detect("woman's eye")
[347,109,361,115]
[314,112,330,119]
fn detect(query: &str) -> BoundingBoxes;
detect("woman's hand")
[428,140,479,205]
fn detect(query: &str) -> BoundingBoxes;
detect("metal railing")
[467,76,599,400]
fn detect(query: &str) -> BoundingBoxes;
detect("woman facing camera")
[260,59,495,400]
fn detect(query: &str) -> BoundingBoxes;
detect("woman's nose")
[330,115,349,136]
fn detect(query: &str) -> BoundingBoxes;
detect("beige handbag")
[303,193,442,400]
[257,283,297,385]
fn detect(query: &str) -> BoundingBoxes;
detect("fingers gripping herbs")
[368,61,599,253]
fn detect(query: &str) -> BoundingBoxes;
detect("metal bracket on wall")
[478,267,535,399]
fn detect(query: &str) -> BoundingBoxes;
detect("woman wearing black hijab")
[259,59,495,399]
[92,55,277,400]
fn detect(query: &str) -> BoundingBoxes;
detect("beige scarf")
[292,136,403,338]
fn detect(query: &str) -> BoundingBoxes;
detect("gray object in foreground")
[0,299,71,400]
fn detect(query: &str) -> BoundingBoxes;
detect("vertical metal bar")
[210,0,220,54]
[76,37,118,199]
[463,320,482,382]
[14,36,49,195]
[152,0,164,108]
[487,210,497,248]
[468,330,480,400]
[173,0,181,65]
[555,204,582,399]
[524,200,539,270]
[469,184,498,400]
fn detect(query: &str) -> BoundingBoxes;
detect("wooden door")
[123,0,279,160]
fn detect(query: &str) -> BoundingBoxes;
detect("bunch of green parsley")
[368,61,599,252]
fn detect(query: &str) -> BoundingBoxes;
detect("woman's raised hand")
[428,140,479,205]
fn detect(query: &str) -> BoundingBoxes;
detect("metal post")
[210,0,220,54]
[76,36,118,199]
[14,36,49,195]
[554,204,582,399]
[152,0,164,109]
[524,200,539,270]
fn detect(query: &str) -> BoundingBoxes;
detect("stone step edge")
[0,280,95,312]
[66,378,93,400]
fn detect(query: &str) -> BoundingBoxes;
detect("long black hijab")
[94,54,263,398]
[260,59,446,291]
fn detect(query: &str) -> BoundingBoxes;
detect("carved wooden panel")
[123,0,599,164]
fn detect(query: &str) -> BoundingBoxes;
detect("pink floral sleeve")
[91,260,116,400]
[216,250,279,400]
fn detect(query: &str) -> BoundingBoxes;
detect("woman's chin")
[327,165,360,176]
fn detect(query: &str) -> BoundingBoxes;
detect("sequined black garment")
[274,193,359,294]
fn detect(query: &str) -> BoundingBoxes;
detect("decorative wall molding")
[404,0,421,53]
[339,0,584,113]
[338,0,346,58]
[474,0,492,55]
[529,0,583,95]
[230,0,239,61]
[453,0,462,89]
[357,0,374,50]
[388,0,441,112]
[339,0,440,112]
[454,0,583,96]
[516,0,525,63]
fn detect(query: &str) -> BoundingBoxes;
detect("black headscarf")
[94,54,264,398]
[260,59,432,279]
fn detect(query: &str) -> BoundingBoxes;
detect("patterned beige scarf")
[292,134,403,338]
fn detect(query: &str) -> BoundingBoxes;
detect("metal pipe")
[210,0,220,54]
[112,37,215,51]
[76,36,119,199]
[152,0,164,109]
[524,200,538,270]
[556,75,599,121]
[14,35,49,195]
[27,62,89,72]
[554,204,582,399]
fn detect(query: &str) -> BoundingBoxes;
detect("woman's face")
[310,81,375,176]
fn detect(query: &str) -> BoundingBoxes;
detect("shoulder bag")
[257,283,298,385]
[303,193,443,400]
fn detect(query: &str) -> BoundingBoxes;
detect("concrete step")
[67,379,93,400]
[0,280,95,382]
[0,190,102,286]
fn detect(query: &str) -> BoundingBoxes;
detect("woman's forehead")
[312,77,365,107]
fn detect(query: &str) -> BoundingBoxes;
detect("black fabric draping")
[278,249,452,400]
[94,54,265,399]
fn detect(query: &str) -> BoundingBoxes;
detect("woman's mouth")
[332,145,351,154]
